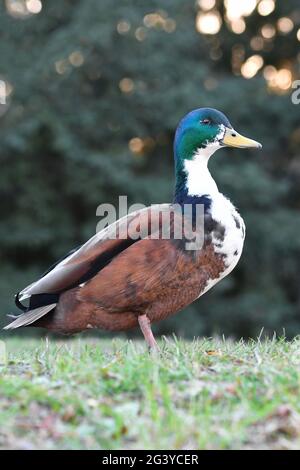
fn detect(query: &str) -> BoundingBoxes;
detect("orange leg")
[138,314,159,351]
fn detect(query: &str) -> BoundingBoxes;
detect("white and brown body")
[4,171,245,338]
[4,107,260,348]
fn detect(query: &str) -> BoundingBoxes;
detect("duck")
[4,108,261,349]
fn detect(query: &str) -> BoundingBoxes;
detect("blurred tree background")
[0,0,299,338]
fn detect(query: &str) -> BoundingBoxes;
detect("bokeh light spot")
[26,0,42,14]
[117,20,131,34]
[69,51,84,67]
[225,0,257,21]
[164,19,176,33]
[230,18,246,34]
[257,0,275,17]
[55,60,69,75]
[129,138,144,154]
[263,66,293,92]
[241,54,264,78]
[197,0,216,11]
[250,36,264,50]
[135,27,147,41]
[277,17,294,34]
[119,78,134,94]
[261,23,276,39]
[196,11,222,35]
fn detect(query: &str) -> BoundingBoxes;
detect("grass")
[0,335,300,450]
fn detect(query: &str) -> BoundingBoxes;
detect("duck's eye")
[201,119,211,125]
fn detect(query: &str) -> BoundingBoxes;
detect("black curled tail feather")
[15,292,59,313]
[15,292,28,312]
[3,292,60,330]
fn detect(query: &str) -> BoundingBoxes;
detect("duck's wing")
[5,204,173,329]
[5,203,211,330]
[16,204,173,304]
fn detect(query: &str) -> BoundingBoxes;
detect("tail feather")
[3,304,56,330]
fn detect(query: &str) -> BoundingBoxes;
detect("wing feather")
[19,204,171,298]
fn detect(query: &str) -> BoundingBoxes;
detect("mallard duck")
[4,108,261,349]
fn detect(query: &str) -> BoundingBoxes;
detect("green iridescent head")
[174,108,261,163]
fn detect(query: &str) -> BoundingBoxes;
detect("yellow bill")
[222,127,262,149]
